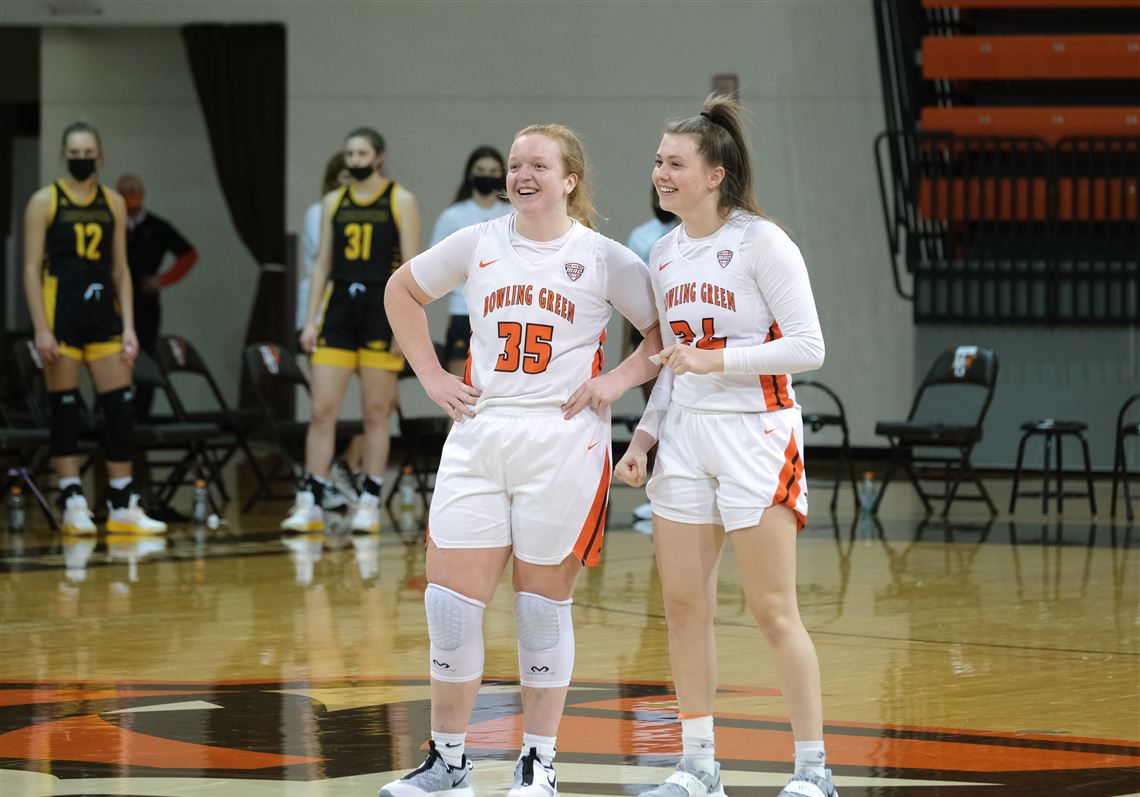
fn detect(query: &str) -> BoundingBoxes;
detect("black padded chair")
[874,345,999,516]
[242,343,362,510]
[158,335,272,503]
[796,379,859,512]
[1111,393,1140,522]
[387,343,451,516]
[130,350,227,513]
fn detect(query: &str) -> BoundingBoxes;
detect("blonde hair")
[514,123,598,230]
[665,92,764,219]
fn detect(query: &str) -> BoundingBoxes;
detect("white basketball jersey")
[461,216,614,410]
[652,212,798,414]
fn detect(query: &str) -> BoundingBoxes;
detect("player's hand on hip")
[423,368,481,422]
[34,329,60,365]
[563,372,623,419]
[614,448,648,487]
[120,328,139,366]
[658,342,723,376]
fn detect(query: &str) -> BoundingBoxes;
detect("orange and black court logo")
[0,678,1137,795]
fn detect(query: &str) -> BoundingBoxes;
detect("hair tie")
[700,111,725,130]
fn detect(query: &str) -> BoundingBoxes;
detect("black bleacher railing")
[872,0,1139,326]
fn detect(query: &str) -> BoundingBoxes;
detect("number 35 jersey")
[650,211,824,414]
[411,214,656,411]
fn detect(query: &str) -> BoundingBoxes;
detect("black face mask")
[347,165,375,181]
[471,175,504,196]
[654,205,676,224]
[67,158,97,181]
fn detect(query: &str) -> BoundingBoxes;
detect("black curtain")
[182,23,288,410]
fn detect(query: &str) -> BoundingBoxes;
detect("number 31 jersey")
[411,214,656,411]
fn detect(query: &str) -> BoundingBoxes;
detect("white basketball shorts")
[427,407,611,566]
[646,405,808,532]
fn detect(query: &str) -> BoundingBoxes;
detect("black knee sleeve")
[48,389,83,457]
[98,386,135,463]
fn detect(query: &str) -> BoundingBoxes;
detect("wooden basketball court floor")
[1,475,1137,796]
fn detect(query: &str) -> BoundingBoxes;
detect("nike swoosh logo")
[443,742,462,748]
[763,428,776,435]
[587,440,600,450]
[479,259,498,268]
[658,260,672,271]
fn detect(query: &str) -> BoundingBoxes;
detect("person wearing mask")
[23,121,166,535]
[615,94,834,797]
[116,174,198,421]
[431,146,513,377]
[287,126,421,534]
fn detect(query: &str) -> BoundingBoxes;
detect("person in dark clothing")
[116,174,198,420]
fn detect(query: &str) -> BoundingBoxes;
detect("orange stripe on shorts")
[572,450,610,567]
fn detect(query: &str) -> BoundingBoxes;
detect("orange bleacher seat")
[923,0,1140,8]
[918,176,1137,222]
[923,35,1140,80]
[921,106,1140,144]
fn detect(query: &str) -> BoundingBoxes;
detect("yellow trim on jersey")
[42,273,59,330]
[359,349,404,372]
[348,179,391,208]
[48,184,58,224]
[85,341,123,362]
[56,179,100,208]
[311,347,358,369]
[390,182,402,228]
[59,344,84,361]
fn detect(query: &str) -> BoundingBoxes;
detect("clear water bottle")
[397,465,418,532]
[8,485,26,533]
[859,470,877,513]
[192,479,210,523]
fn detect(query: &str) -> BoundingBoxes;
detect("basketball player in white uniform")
[615,95,836,797]
[381,124,660,797]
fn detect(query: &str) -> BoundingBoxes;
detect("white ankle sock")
[522,732,557,765]
[109,476,132,490]
[432,730,465,768]
[794,740,826,777]
[59,477,82,491]
[681,714,716,775]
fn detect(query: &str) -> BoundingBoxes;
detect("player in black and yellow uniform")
[22,121,166,535]
[288,126,421,533]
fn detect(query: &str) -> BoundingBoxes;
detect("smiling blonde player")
[381,123,660,797]
[615,94,834,797]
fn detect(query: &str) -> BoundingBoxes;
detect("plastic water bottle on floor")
[8,485,25,533]
[192,479,210,524]
[859,471,877,513]
[397,467,418,533]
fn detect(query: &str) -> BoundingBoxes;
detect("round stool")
[1009,420,1097,515]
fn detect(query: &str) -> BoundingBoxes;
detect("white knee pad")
[515,591,575,688]
[425,584,486,683]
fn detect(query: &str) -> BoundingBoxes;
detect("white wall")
[5,0,912,450]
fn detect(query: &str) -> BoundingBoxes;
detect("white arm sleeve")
[635,366,673,442]
[300,203,321,274]
[602,238,657,332]
[721,227,825,375]
[409,224,481,299]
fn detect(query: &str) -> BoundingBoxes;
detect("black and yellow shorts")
[43,271,123,362]
[313,280,404,371]
[445,314,472,361]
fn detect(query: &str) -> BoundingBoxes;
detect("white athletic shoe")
[61,494,97,535]
[350,493,381,533]
[640,758,725,797]
[507,748,558,797]
[777,769,837,797]
[282,490,324,531]
[379,741,474,797]
[105,495,168,534]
